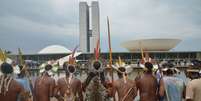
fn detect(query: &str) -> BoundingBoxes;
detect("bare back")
[56,77,83,101]
[0,78,25,101]
[34,75,55,101]
[136,74,158,101]
[113,79,137,101]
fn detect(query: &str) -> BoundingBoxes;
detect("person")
[135,62,164,101]
[83,60,110,101]
[186,69,200,80]
[111,66,137,101]
[0,62,28,101]
[33,64,56,101]
[15,65,32,101]
[186,70,201,101]
[162,66,185,101]
[55,62,83,101]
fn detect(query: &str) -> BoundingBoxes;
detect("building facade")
[79,1,100,53]
[79,2,90,52]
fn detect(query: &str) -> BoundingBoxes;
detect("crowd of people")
[0,55,201,101]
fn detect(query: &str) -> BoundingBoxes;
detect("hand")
[89,72,96,78]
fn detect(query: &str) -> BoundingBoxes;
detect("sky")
[0,0,201,54]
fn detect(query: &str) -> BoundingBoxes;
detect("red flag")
[94,39,100,60]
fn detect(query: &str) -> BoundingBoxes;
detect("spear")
[107,17,116,101]
[139,41,144,59]
[18,48,34,96]
[107,17,114,82]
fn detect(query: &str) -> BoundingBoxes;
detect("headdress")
[39,60,59,76]
[0,63,13,94]
[114,56,128,83]
[67,45,79,74]
[0,49,12,65]
[92,39,102,71]
[65,46,79,84]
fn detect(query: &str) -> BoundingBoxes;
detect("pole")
[107,16,113,82]
[107,17,116,101]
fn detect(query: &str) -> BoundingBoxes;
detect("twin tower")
[79,1,100,53]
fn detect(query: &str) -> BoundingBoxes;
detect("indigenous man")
[111,58,137,101]
[82,60,110,101]
[163,63,185,101]
[82,40,111,101]
[0,62,28,101]
[186,69,201,101]
[33,64,56,101]
[55,58,83,101]
[135,62,164,101]
[15,65,32,101]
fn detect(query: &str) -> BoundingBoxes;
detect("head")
[166,68,174,76]
[17,65,26,78]
[186,69,200,79]
[42,64,53,76]
[145,62,153,73]
[67,65,76,74]
[1,62,13,74]
[63,62,69,76]
[93,61,101,70]
[117,67,126,78]
[0,62,13,94]
[45,64,53,71]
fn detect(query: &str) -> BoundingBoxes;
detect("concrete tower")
[90,1,100,53]
[79,1,100,53]
[79,2,90,52]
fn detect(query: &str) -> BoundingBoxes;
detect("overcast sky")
[0,0,201,54]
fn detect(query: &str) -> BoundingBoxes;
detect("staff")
[18,48,34,97]
[107,17,116,101]
[107,17,114,82]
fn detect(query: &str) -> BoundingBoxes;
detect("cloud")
[0,0,201,53]
[0,15,78,36]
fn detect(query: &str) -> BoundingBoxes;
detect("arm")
[132,81,137,99]
[186,82,193,101]
[77,81,83,101]
[18,84,30,101]
[183,83,186,99]
[54,79,63,101]
[49,78,56,97]
[159,78,165,97]
[100,71,106,86]
[82,72,96,91]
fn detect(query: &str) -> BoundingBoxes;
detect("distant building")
[79,2,90,53]
[79,1,100,53]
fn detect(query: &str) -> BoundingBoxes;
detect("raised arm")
[82,72,96,91]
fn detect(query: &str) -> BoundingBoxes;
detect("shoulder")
[189,78,201,86]
[74,78,82,84]
[128,79,135,83]
[135,74,142,81]
[12,79,24,91]
[57,77,65,83]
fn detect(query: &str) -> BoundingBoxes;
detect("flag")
[94,39,100,61]
[69,45,79,65]
[18,48,24,66]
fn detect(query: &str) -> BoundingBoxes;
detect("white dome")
[38,45,71,54]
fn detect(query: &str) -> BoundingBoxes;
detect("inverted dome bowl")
[121,38,181,52]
